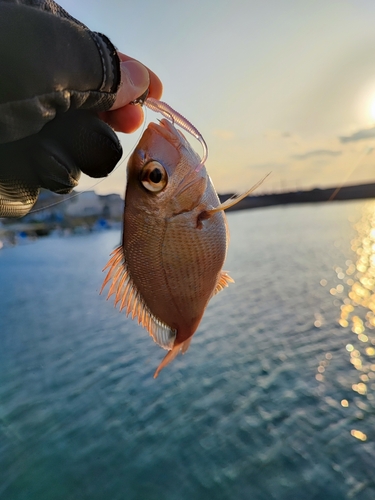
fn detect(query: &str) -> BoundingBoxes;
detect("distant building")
[22,190,68,222]
[99,193,123,220]
[16,189,124,221]
[65,191,102,217]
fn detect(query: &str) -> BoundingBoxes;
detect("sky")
[59,0,375,196]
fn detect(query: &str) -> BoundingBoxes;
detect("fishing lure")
[132,91,208,169]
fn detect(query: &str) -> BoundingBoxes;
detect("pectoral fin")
[212,271,234,297]
[203,173,270,217]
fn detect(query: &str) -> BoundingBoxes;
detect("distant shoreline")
[219,181,375,211]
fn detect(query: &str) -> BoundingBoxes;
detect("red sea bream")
[101,117,255,377]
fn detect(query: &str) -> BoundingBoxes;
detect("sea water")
[1,200,374,500]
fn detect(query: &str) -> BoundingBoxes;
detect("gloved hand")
[0,110,122,217]
[0,0,162,217]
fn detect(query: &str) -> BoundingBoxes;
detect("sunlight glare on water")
[334,202,375,448]
[0,200,375,500]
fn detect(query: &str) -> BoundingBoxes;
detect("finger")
[117,52,163,100]
[111,60,150,110]
[100,52,162,133]
[99,105,144,134]
[35,111,122,187]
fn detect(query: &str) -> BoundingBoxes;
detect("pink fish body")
[102,119,251,377]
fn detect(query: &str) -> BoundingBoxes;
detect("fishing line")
[28,115,148,214]
[329,146,374,202]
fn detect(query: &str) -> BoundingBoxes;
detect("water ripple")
[1,202,375,499]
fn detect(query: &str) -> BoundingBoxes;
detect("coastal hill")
[219,181,375,211]
[2,181,375,244]
[1,182,375,231]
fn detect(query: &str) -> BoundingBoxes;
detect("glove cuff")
[92,33,121,95]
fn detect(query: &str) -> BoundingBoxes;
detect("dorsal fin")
[100,246,176,350]
[211,271,234,297]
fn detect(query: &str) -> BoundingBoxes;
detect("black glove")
[0,110,122,217]
[0,0,123,217]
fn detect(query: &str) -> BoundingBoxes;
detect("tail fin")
[153,338,193,378]
[153,344,181,378]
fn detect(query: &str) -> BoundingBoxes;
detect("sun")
[370,97,375,123]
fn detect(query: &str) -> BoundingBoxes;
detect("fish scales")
[160,191,227,341]
[102,118,253,377]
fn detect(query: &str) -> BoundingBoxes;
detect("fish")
[101,116,263,378]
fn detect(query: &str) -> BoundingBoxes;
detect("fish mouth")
[148,119,185,147]
[148,119,175,135]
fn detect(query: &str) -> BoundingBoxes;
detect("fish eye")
[140,161,168,192]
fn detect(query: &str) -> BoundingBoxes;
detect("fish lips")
[148,119,182,145]
[129,121,181,176]
[146,119,201,170]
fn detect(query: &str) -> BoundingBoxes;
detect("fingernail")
[121,60,150,91]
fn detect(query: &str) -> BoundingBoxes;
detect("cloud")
[247,162,287,170]
[263,130,291,140]
[291,149,342,160]
[340,127,375,143]
[212,129,234,140]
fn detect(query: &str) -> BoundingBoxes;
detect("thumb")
[111,60,150,110]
